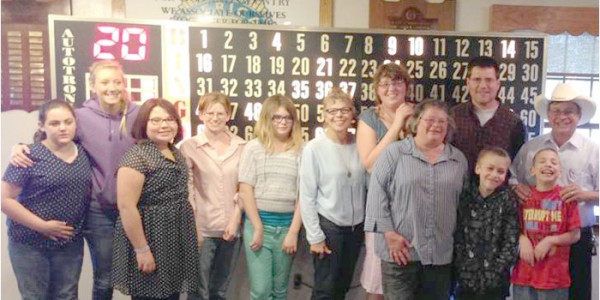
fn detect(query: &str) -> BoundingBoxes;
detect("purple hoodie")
[75,98,139,211]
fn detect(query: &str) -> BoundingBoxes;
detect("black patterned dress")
[111,141,199,298]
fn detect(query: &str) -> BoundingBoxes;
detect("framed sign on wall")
[49,15,546,140]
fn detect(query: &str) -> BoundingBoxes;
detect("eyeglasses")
[378,80,405,89]
[203,112,228,119]
[272,114,293,123]
[148,117,177,126]
[420,118,448,126]
[326,107,353,115]
[548,108,578,117]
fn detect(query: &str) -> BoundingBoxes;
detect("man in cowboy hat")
[511,82,598,300]
[450,56,527,173]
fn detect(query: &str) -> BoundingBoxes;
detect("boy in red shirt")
[511,148,581,300]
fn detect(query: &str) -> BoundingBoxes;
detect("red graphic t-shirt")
[511,185,581,289]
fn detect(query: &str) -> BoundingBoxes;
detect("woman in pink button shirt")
[180,92,247,300]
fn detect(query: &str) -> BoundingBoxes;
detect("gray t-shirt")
[238,139,299,213]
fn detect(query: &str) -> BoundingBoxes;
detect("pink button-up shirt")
[180,131,246,237]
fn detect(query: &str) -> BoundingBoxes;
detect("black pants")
[455,288,505,300]
[132,294,179,300]
[311,215,364,300]
[569,226,593,300]
[381,261,451,300]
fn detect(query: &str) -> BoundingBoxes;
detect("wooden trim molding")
[112,0,125,18]
[320,0,334,27]
[490,5,599,36]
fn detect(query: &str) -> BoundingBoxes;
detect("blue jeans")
[8,238,84,300]
[243,221,294,300]
[84,206,118,300]
[188,237,241,300]
[513,285,568,300]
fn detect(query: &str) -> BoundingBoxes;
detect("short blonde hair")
[198,92,232,115]
[476,147,511,166]
[323,87,355,112]
[532,148,560,165]
[322,87,356,128]
[254,95,303,153]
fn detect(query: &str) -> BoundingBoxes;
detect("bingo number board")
[50,15,546,140]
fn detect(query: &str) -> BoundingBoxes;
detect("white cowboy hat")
[534,83,597,125]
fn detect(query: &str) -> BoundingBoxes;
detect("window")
[542,33,599,140]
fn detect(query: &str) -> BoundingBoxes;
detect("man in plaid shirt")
[450,56,527,174]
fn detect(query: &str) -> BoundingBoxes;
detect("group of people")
[1,55,597,300]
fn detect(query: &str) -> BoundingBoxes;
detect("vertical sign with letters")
[50,17,163,107]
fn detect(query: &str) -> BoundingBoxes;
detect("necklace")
[326,129,354,178]
[336,144,354,178]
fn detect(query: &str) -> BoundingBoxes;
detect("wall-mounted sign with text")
[125,0,320,27]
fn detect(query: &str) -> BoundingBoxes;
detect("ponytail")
[33,129,46,143]
[119,100,129,137]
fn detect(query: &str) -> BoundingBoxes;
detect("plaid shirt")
[450,101,526,173]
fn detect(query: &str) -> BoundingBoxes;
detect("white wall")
[334,0,370,29]
[1,111,39,300]
[1,1,598,299]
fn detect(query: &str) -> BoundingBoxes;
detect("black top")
[453,177,520,295]
[3,143,91,249]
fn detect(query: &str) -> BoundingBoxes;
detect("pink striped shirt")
[180,131,246,237]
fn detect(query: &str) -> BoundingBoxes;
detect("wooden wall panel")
[490,5,599,36]
[320,0,334,27]
[370,0,455,30]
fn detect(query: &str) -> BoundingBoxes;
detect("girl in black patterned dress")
[111,98,200,300]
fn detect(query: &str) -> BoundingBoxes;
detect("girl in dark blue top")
[1,100,91,300]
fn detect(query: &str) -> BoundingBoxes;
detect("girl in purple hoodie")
[11,60,139,300]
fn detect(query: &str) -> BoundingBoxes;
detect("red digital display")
[93,24,149,61]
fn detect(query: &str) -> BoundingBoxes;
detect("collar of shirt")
[466,98,501,113]
[542,132,584,151]
[192,131,246,160]
[403,136,463,164]
[194,130,245,147]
